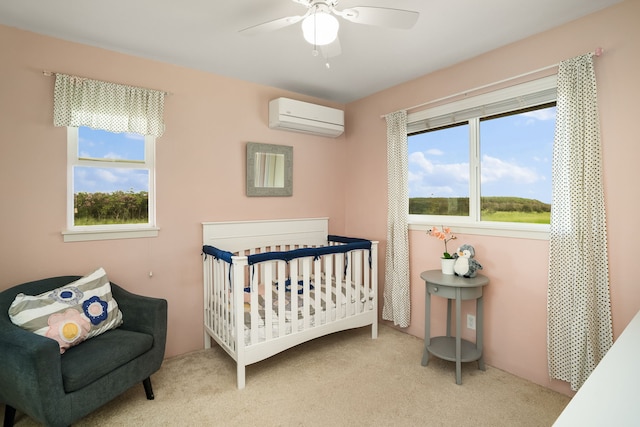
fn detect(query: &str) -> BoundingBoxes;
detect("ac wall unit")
[268,97,344,138]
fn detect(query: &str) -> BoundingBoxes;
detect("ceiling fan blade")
[339,7,419,29]
[239,15,304,36]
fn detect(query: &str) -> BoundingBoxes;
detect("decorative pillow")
[8,268,123,354]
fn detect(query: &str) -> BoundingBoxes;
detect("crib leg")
[204,331,211,349]
[372,321,378,339]
[237,364,246,390]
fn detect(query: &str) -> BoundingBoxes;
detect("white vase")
[441,258,455,275]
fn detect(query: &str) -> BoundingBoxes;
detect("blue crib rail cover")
[202,235,372,266]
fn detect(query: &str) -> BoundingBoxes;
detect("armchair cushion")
[8,268,123,353]
[61,328,153,392]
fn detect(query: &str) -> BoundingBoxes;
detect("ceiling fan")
[239,0,419,60]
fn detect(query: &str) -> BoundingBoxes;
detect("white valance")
[53,73,165,137]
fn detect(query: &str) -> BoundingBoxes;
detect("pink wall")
[1,0,638,397]
[345,0,640,395]
[0,25,349,358]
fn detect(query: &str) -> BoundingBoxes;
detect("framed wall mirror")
[246,142,293,197]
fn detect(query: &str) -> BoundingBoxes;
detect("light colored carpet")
[9,325,569,426]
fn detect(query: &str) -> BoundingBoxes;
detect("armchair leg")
[3,405,16,427]
[142,377,154,400]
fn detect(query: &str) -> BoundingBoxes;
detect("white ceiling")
[0,0,621,104]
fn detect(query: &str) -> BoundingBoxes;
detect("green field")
[481,211,550,224]
[410,196,550,224]
[74,217,148,226]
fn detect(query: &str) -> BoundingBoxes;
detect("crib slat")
[277,260,286,337]
[290,260,299,334]
[313,257,322,326]
[354,250,363,314]
[250,263,259,345]
[227,261,233,345]
[264,262,273,341]
[345,251,353,316]
[302,257,311,330]
[363,249,370,311]
[217,260,226,343]
[325,254,334,322]
[216,260,223,342]
[335,252,344,320]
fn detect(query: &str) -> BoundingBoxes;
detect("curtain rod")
[380,47,603,119]
[42,70,173,96]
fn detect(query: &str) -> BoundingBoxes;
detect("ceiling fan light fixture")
[302,11,339,46]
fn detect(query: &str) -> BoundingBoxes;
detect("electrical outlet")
[467,314,476,330]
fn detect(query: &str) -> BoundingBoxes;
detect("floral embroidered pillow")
[8,268,123,354]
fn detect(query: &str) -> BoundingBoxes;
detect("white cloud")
[74,168,97,189]
[103,152,124,160]
[408,151,546,198]
[409,151,468,182]
[124,133,144,141]
[408,151,469,197]
[95,168,121,184]
[481,154,541,183]
[78,136,96,147]
[532,155,550,163]
[75,167,149,193]
[426,148,444,156]
[522,109,556,121]
[409,151,434,174]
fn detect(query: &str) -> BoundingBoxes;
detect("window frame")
[407,75,557,240]
[63,126,159,242]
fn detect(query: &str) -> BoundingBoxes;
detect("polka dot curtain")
[53,73,165,137]
[547,53,612,391]
[382,110,411,328]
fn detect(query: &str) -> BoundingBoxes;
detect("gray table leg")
[421,288,431,366]
[477,295,485,371]
[455,287,462,385]
[446,298,452,337]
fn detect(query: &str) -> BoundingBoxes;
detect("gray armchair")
[0,276,168,427]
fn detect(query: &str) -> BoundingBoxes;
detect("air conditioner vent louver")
[269,98,344,138]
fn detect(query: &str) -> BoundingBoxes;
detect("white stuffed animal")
[453,244,483,278]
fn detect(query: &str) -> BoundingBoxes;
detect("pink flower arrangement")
[427,226,457,259]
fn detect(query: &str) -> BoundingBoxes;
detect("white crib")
[202,218,378,389]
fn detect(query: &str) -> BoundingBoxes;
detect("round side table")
[420,270,489,385]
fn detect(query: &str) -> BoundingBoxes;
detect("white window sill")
[408,221,549,240]
[62,227,159,242]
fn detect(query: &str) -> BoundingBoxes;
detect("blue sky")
[408,106,555,204]
[74,127,149,193]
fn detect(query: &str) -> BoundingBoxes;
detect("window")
[63,126,158,242]
[479,104,555,224]
[407,76,556,238]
